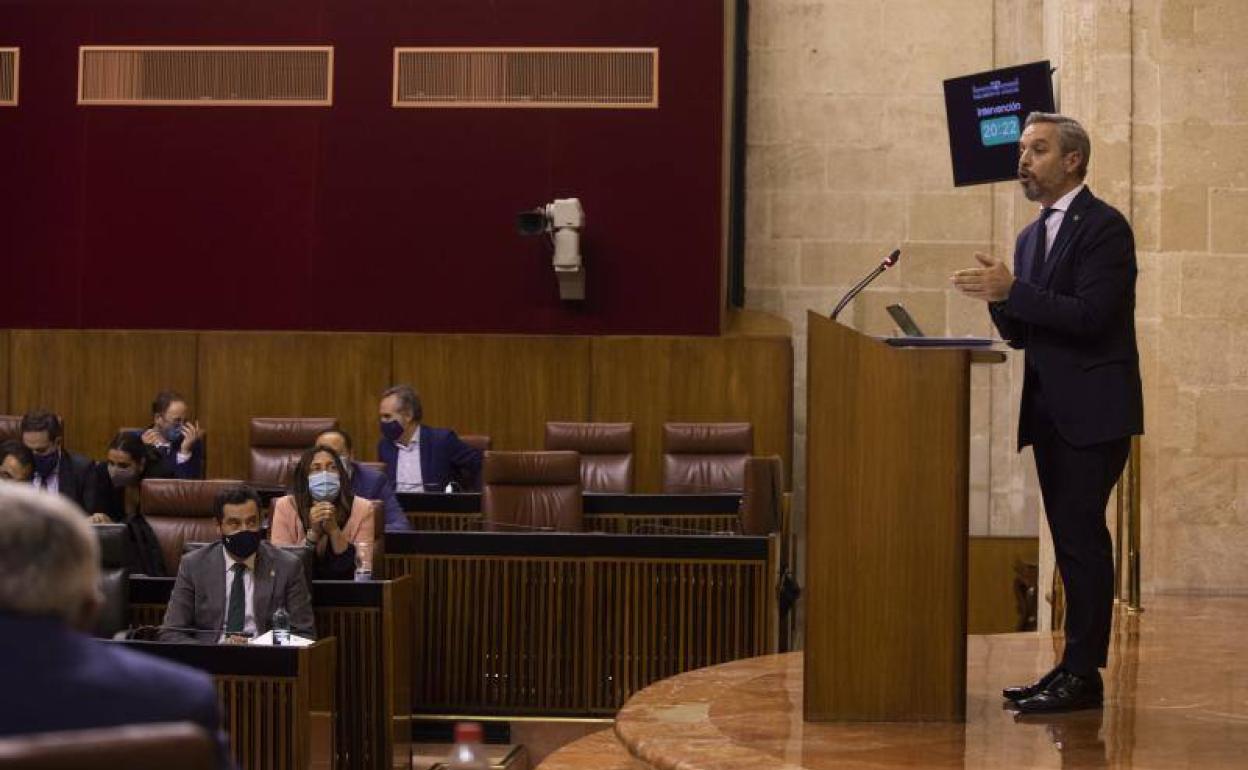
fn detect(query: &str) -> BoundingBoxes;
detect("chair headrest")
[483,451,581,485]
[249,417,339,448]
[459,434,492,451]
[140,479,247,518]
[0,414,21,444]
[545,422,634,453]
[663,422,753,454]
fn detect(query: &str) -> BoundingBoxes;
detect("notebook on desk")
[882,303,995,347]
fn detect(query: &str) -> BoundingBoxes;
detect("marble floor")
[612,596,1248,769]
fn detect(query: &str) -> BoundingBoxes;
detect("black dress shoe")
[1011,671,1103,714]
[1002,667,1062,702]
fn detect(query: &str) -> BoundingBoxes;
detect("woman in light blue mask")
[270,446,376,579]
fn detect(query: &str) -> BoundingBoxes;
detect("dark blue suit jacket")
[377,425,482,492]
[350,461,412,531]
[130,429,207,480]
[0,613,228,767]
[990,186,1144,448]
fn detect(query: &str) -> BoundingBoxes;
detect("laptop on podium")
[883,303,994,348]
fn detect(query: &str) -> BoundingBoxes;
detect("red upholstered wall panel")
[0,0,726,334]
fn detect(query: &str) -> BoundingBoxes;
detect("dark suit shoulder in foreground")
[0,613,226,765]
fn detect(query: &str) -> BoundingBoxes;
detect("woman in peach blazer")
[270,446,375,579]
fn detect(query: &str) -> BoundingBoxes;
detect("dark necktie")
[1030,207,1056,281]
[226,563,246,634]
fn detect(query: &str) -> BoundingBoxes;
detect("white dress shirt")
[395,425,424,493]
[1041,183,1086,258]
[220,551,257,642]
[152,437,193,465]
[33,471,59,495]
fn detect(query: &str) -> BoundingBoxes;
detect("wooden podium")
[804,312,999,722]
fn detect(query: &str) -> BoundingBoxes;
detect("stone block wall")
[745,0,1248,594]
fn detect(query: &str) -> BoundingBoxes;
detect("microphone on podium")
[829,248,902,321]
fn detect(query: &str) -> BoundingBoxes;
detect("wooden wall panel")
[8,331,197,457]
[1,327,795,490]
[391,335,591,452]
[968,536,1039,634]
[590,336,792,492]
[197,332,393,478]
[0,330,9,414]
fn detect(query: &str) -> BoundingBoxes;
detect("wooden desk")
[398,492,744,534]
[385,530,779,718]
[313,580,413,770]
[129,577,413,770]
[111,639,337,770]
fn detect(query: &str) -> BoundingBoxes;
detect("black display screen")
[943,61,1055,186]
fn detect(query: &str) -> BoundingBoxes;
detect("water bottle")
[353,540,373,582]
[446,722,489,770]
[271,607,290,646]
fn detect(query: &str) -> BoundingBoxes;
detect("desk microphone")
[488,521,558,532]
[125,625,254,642]
[632,523,737,536]
[830,249,902,320]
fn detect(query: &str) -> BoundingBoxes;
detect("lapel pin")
[270,570,276,577]
[1073,214,1081,222]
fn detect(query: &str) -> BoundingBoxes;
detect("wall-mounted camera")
[516,198,585,301]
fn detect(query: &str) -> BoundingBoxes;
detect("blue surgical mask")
[308,470,341,501]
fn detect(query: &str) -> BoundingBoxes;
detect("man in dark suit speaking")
[953,112,1143,713]
[0,484,228,767]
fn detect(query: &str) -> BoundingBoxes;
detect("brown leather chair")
[460,433,492,452]
[544,421,634,493]
[0,415,21,444]
[249,417,339,486]
[738,455,784,535]
[661,422,753,493]
[91,524,131,639]
[482,451,582,532]
[140,479,244,575]
[0,722,217,770]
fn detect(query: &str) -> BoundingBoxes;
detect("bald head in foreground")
[0,484,229,766]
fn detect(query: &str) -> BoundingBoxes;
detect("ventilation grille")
[0,48,16,106]
[78,46,333,106]
[393,47,659,109]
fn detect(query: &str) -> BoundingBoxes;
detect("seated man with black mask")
[20,409,104,513]
[160,485,314,644]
